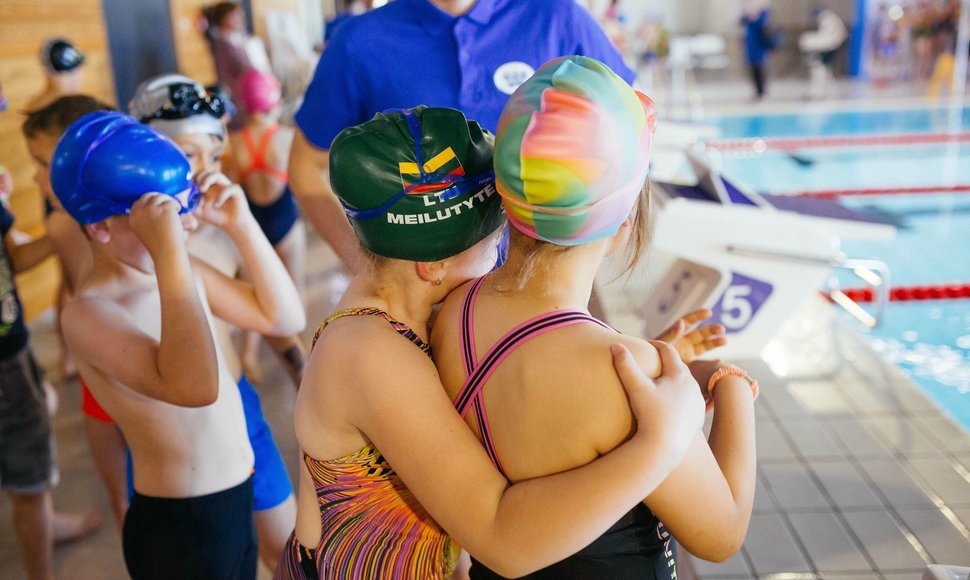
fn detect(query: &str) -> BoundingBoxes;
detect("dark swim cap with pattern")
[329,106,505,262]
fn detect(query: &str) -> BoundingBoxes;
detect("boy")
[1,83,100,580]
[129,74,300,571]
[21,95,129,530]
[52,111,304,579]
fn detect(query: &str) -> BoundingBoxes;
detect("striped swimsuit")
[274,308,459,580]
[453,277,677,580]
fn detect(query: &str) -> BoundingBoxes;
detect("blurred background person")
[741,0,775,101]
[202,1,270,124]
[228,69,308,387]
[800,7,848,99]
[27,38,86,112]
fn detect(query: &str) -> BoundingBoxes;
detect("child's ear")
[415,260,447,286]
[86,221,111,244]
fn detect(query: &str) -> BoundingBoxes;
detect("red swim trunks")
[80,377,114,424]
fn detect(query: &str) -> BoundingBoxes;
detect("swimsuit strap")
[313,306,431,357]
[239,124,288,183]
[454,276,613,474]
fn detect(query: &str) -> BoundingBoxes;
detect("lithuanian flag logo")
[399,147,465,194]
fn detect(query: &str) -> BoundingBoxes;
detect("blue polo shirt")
[296,0,634,150]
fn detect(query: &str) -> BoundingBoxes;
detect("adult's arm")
[287,131,363,274]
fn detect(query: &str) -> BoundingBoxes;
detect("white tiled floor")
[683,300,970,580]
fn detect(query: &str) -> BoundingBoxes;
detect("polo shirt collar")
[402,0,498,35]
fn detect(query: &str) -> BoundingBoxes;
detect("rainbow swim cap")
[51,111,197,225]
[494,56,656,246]
[329,106,504,262]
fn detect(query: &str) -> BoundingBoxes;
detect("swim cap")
[129,74,227,139]
[41,38,85,74]
[238,69,281,115]
[51,111,198,225]
[494,56,655,246]
[330,106,504,262]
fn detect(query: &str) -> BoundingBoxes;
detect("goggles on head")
[139,83,227,123]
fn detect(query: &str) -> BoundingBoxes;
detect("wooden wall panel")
[0,0,116,320]
[169,0,218,85]
[251,0,305,40]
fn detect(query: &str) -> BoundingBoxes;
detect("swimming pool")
[710,106,970,431]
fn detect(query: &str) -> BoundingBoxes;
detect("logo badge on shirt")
[493,62,535,95]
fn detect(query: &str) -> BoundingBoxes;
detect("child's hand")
[194,171,252,233]
[129,193,186,256]
[686,359,726,401]
[653,308,727,363]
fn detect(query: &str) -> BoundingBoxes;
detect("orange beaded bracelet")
[706,367,759,410]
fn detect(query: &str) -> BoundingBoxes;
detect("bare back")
[229,122,294,206]
[433,278,662,484]
[66,266,253,498]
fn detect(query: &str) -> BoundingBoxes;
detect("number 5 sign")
[710,272,773,334]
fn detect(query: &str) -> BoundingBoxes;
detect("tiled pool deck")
[2,232,968,579]
[684,300,970,580]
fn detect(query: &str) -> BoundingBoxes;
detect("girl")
[279,104,706,579]
[433,56,758,578]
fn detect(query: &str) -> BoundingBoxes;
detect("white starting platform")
[594,148,896,360]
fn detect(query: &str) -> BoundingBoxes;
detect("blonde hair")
[495,181,652,292]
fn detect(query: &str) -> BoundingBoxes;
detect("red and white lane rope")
[833,283,970,303]
[705,131,970,153]
[791,184,970,199]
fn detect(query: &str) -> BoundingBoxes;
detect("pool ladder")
[726,244,891,329]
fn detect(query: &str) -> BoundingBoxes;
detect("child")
[52,111,304,579]
[129,74,300,571]
[433,56,757,577]
[131,75,307,392]
[27,37,86,112]
[228,69,307,390]
[21,95,129,531]
[230,69,305,296]
[1,83,100,580]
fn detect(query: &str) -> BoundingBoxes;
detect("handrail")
[725,244,891,328]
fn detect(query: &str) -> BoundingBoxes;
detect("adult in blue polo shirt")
[289,0,633,272]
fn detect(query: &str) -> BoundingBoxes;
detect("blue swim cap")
[51,111,197,225]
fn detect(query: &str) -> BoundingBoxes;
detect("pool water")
[711,106,970,431]
[713,106,970,139]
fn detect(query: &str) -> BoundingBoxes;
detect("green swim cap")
[329,106,504,262]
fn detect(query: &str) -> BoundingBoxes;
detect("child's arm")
[62,194,219,407]
[193,171,305,336]
[3,231,55,274]
[642,355,757,562]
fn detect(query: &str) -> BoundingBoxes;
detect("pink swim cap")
[238,69,281,115]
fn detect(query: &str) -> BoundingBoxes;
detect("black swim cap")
[41,38,86,74]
